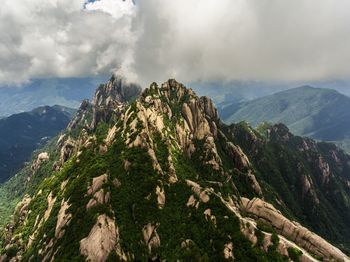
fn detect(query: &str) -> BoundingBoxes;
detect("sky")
[1,0,350,87]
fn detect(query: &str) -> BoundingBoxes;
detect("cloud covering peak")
[1,0,350,85]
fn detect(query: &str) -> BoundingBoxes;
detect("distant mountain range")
[220,86,350,151]
[0,105,75,182]
[191,80,350,107]
[0,77,106,117]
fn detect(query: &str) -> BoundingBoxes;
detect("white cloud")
[0,0,136,85]
[1,0,350,86]
[132,0,350,85]
[85,0,134,19]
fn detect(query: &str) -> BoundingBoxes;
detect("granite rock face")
[91,75,141,129]
[241,198,350,262]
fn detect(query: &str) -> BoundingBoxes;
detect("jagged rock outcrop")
[80,215,118,262]
[67,99,92,131]
[55,200,71,239]
[91,75,141,129]
[225,142,250,170]
[142,223,161,253]
[86,174,110,209]
[241,198,349,261]
[31,152,49,175]
[59,137,76,166]
[54,77,141,170]
[140,80,219,154]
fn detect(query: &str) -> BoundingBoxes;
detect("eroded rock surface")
[80,215,117,262]
[241,197,349,261]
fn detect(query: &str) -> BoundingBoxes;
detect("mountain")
[220,86,350,145]
[190,80,350,107]
[190,81,287,105]
[0,77,350,261]
[0,77,106,117]
[0,105,75,183]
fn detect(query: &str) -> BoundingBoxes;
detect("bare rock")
[204,209,216,225]
[67,100,92,131]
[241,198,350,261]
[105,126,117,146]
[44,192,56,222]
[186,195,198,208]
[226,142,250,170]
[55,200,71,239]
[186,180,211,204]
[155,186,165,209]
[203,136,222,171]
[223,242,234,259]
[87,174,108,195]
[317,156,331,185]
[80,215,117,262]
[301,175,319,203]
[247,171,263,196]
[60,138,75,165]
[31,152,49,174]
[86,189,110,209]
[181,239,194,249]
[91,75,141,129]
[142,223,160,253]
[199,96,218,122]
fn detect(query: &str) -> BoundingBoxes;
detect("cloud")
[1,0,350,86]
[85,0,134,19]
[0,0,135,85]
[132,0,350,85]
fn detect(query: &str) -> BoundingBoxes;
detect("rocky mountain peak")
[93,75,142,107]
[142,79,195,102]
[136,80,220,160]
[90,75,141,129]
[141,79,218,124]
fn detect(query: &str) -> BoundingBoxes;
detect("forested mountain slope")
[221,86,350,150]
[0,105,75,182]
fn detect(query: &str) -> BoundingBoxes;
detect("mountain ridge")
[220,86,350,147]
[0,77,350,261]
[0,77,105,118]
[0,105,75,183]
